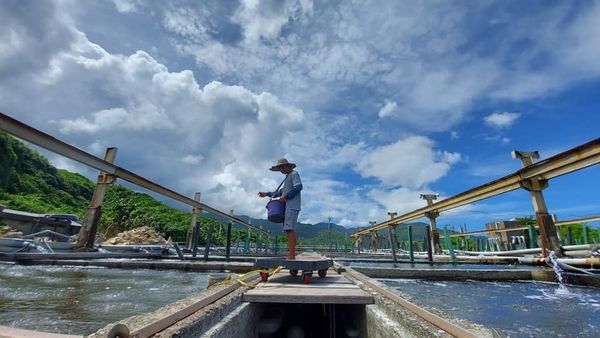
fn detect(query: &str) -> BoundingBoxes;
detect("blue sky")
[0,0,599,230]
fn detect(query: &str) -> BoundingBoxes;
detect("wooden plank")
[266,273,353,285]
[243,286,373,304]
[259,283,360,289]
[244,272,373,304]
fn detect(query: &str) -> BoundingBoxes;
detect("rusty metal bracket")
[97,173,116,184]
[424,211,439,219]
[519,178,549,192]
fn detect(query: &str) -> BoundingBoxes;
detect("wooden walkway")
[243,271,373,304]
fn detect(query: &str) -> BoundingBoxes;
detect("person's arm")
[267,190,282,198]
[284,184,302,200]
[283,172,302,200]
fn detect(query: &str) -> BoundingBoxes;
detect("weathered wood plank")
[244,271,373,304]
[243,286,373,304]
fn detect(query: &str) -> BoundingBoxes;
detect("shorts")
[283,209,299,231]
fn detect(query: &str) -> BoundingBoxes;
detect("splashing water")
[548,251,566,284]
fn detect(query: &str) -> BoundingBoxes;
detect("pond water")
[0,263,209,335]
[380,278,600,338]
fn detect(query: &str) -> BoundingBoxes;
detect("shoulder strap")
[270,175,288,201]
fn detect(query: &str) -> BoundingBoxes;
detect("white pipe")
[519,256,600,267]
[454,244,592,257]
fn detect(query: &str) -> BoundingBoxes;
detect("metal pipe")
[519,256,600,267]
[408,225,414,263]
[453,244,591,256]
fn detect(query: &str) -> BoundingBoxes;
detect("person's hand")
[279,196,286,202]
[258,192,267,198]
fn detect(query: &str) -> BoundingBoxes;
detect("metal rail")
[0,112,268,235]
[352,137,600,238]
[444,214,600,238]
[555,215,600,226]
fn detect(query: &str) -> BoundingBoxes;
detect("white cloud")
[112,0,144,13]
[181,154,204,165]
[355,136,461,189]
[369,187,433,215]
[450,131,460,140]
[378,100,397,118]
[3,1,600,227]
[0,7,309,218]
[484,112,521,129]
[232,0,313,42]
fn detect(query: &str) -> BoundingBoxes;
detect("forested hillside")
[0,132,227,243]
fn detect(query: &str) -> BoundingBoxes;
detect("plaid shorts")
[283,209,299,231]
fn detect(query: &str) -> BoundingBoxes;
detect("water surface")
[380,278,600,337]
[0,263,208,335]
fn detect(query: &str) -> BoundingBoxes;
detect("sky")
[1,0,599,230]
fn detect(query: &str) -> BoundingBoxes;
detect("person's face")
[280,165,293,174]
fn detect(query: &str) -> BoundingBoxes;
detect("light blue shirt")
[282,170,302,210]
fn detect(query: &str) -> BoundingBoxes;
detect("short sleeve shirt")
[282,170,302,210]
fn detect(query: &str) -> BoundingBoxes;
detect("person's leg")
[283,209,299,260]
[286,230,296,260]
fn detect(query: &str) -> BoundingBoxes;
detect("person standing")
[258,158,302,260]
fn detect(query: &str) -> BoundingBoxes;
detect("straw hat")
[270,158,296,171]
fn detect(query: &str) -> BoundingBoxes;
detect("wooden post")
[225,210,233,261]
[203,222,214,262]
[421,194,441,254]
[244,228,250,254]
[444,227,456,264]
[192,220,201,257]
[528,223,538,248]
[513,151,562,257]
[425,225,433,264]
[387,212,398,263]
[566,226,573,246]
[408,225,414,263]
[186,192,201,249]
[257,226,263,254]
[76,147,117,249]
[583,226,590,244]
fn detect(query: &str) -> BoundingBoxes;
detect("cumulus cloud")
[484,112,521,129]
[151,1,600,136]
[232,0,313,42]
[3,0,600,226]
[355,136,461,189]
[112,0,144,13]
[369,187,433,215]
[0,2,310,219]
[378,100,397,118]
